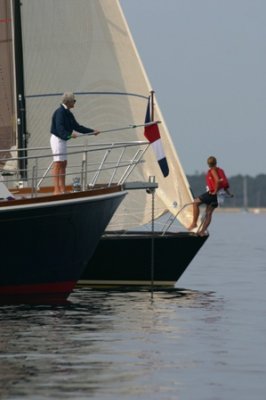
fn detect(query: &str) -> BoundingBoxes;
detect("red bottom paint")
[0,281,75,304]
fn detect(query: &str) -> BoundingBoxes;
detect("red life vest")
[206,167,229,192]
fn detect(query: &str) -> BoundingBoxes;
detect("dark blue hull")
[79,231,208,287]
[0,190,126,303]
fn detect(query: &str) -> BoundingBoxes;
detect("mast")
[150,90,155,121]
[12,0,27,179]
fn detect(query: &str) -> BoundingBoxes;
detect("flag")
[144,98,169,177]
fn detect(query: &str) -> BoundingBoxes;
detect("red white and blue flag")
[144,98,169,177]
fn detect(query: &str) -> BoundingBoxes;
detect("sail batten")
[17,0,193,229]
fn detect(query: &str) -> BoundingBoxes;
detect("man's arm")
[71,114,94,134]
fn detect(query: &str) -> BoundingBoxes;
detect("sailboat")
[0,0,207,293]
[72,0,207,286]
[0,0,129,303]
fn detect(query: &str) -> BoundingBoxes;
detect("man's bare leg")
[58,160,67,193]
[188,199,201,230]
[52,161,66,194]
[52,162,61,194]
[198,205,214,236]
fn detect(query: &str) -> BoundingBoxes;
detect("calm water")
[0,212,266,400]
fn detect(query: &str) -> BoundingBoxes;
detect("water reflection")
[0,288,224,399]
[1,213,266,399]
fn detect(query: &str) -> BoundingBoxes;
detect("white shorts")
[50,134,67,161]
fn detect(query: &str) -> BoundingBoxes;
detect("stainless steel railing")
[0,141,149,195]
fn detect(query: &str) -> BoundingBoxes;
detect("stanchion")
[148,176,156,300]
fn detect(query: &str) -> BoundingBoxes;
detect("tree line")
[187,174,266,208]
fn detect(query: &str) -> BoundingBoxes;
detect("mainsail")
[15,0,194,229]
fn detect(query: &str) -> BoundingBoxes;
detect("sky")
[120,0,266,176]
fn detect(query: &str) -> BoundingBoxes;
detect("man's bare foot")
[188,223,197,231]
[197,231,208,237]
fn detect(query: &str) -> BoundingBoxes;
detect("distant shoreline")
[216,207,266,214]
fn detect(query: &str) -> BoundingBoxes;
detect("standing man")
[188,156,233,236]
[50,92,99,194]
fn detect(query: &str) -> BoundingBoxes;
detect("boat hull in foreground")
[0,189,126,304]
[78,231,208,287]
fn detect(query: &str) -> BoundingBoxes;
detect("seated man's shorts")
[198,191,218,208]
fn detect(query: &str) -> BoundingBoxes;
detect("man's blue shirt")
[50,105,94,140]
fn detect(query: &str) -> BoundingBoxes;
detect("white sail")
[19,0,194,229]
